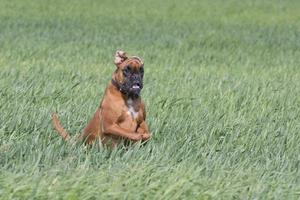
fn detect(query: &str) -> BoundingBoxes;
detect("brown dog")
[51,50,150,146]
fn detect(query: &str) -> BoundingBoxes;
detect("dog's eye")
[123,66,131,74]
[140,67,144,73]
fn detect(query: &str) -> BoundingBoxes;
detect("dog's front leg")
[137,121,151,141]
[104,124,142,142]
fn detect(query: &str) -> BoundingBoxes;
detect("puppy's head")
[113,50,144,97]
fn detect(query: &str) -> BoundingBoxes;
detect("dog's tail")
[51,112,70,141]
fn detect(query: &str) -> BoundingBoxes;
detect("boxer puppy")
[51,50,150,146]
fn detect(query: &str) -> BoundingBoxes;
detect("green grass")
[0,0,300,199]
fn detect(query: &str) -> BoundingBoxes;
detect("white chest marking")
[127,98,138,119]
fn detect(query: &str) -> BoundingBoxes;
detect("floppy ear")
[114,50,128,67]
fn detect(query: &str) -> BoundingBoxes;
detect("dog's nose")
[134,82,141,87]
[132,74,142,83]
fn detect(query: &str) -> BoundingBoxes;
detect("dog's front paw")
[130,133,143,142]
[141,133,151,141]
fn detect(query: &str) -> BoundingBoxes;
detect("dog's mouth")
[132,84,140,89]
[129,83,142,97]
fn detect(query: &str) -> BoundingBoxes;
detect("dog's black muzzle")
[129,74,143,96]
[114,72,143,97]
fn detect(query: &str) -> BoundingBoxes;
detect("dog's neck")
[111,78,122,92]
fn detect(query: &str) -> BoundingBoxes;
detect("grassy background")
[0,0,300,199]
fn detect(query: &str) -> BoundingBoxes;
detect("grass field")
[0,0,300,199]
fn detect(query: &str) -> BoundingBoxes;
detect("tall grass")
[0,0,300,199]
